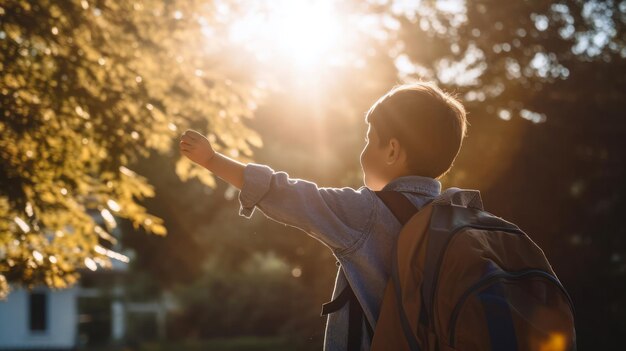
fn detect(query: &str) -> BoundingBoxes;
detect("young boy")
[179,81,468,350]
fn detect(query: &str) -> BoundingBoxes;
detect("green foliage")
[377,0,626,113]
[169,251,316,339]
[0,0,266,296]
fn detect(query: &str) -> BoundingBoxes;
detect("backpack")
[321,187,576,351]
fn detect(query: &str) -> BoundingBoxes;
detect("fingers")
[179,135,192,143]
[184,129,205,139]
[179,130,204,157]
[179,139,193,146]
[182,129,197,138]
[179,142,194,151]
[181,129,208,146]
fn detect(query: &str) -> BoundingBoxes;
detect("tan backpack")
[321,188,577,350]
[368,187,577,351]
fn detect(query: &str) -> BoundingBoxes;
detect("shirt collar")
[381,175,442,197]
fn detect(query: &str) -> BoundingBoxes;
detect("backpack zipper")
[447,269,575,348]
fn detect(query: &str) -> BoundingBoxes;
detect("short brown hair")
[365,81,468,180]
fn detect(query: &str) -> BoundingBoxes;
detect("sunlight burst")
[226,0,345,69]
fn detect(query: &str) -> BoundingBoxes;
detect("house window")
[29,291,47,332]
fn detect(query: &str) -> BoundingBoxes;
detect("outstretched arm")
[179,129,376,255]
[179,129,245,189]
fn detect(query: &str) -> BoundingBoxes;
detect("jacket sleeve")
[237,163,376,255]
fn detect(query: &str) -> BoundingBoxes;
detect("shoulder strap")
[375,191,431,351]
[320,281,374,351]
[319,191,431,351]
[374,190,421,225]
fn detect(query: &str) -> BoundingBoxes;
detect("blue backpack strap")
[478,281,519,350]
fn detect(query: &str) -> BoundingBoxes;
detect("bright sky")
[214,0,352,71]
[203,0,469,79]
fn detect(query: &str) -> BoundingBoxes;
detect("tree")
[0,0,265,297]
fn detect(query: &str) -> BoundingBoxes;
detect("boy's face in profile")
[360,123,389,191]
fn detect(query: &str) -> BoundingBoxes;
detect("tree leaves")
[0,0,265,297]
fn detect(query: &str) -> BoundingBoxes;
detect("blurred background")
[0,0,624,350]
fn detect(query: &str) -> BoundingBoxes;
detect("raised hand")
[179,129,216,168]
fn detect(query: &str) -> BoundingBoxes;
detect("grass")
[136,336,318,351]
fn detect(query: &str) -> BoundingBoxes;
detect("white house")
[0,285,80,350]
[0,205,173,349]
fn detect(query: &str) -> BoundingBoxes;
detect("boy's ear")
[386,137,402,164]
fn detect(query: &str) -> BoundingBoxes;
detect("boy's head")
[360,81,468,190]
